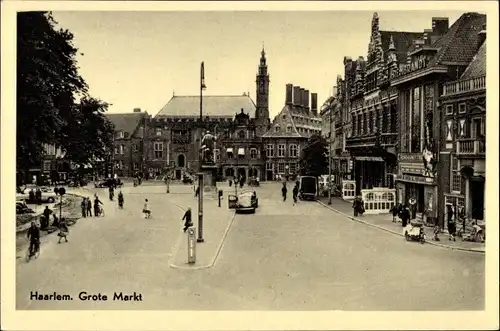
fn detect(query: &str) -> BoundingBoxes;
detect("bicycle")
[26,240,40,262]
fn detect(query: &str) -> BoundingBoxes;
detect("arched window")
[238,130,246,139]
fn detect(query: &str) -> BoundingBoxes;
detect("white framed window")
[266,144,274,157]
[278,144,285,157]
[250,148,258,159]
[116,131,124,139]
[445,105,454,115]
[289,162,296,173]
[133,144,138,152]
[275,126,280,132]
[214,149,220,161]
[266,163,273,171]
[154,142,163,159]
[289,144,298,157]
[458,103,466,114]
[133,163,139,170]
[278,163,285,173]
[156,128,162,136]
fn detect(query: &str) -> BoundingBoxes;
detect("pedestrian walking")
[57,218,69,244]
[408,198,417,219]
[281,183,287,202]
[195,186,200,197]
[446,204,456,241]
[81,198,87,218]
[182,207,193,232]
[93,196,102,216]
[229,179,232,187]
[86,197,92,217]
[292,184,299,205]
[400,205,410,227]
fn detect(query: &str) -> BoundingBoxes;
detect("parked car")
[16,200,35,214]
[95,178,122,188]
[298,176,318,201]
[228,190,258,213]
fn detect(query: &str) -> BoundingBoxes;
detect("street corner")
[169,206,236,270]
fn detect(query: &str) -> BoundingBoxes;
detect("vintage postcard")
[1,1,498,330]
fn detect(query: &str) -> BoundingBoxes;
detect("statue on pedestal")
[200,130,217,165]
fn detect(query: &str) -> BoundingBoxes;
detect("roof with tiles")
[380,31,424,64]
[105,112,146,134]
[155,95,256,118]
[262,104,321,139]
[460,40,486,79]
[428,12,486,66]
[262,105,302,138]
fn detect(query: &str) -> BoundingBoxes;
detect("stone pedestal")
[200,164,218,192]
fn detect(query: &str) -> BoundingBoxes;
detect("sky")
[51,10,464,118]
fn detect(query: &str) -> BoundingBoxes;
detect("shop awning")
[238,148,245,156]
[354,156,384,162]
[226,148,233,153]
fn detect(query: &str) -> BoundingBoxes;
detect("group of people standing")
[281,181,300,204]
[80,195,103,218]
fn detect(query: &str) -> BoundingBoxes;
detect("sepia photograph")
[1,1,498,330]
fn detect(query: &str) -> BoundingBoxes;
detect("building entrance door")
[470,178,485,220]
[266,170,273,181]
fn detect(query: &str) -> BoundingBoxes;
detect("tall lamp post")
[197,61,207,243]
[328,102,334,205]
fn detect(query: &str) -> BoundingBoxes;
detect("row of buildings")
[320,12,486,226]
[102,48,322,182]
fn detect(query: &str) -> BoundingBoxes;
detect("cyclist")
[27,222,40,256]
[94,195,103,216]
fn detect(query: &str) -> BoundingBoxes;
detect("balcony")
[443,76,486,96]
[456,138,485,156]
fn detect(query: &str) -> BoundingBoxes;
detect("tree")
[299,134,328,178]
[17,12,114,182]
[61,97,115,172]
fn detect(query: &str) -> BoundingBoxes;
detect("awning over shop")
[238,148,245,156]
[354,156,384,162]
[226,148,233,153]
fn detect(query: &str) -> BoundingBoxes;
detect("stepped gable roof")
[105,112,145,134]
[460,41,486,79]
[428,12,486,66]
[380,31,424,64]
[155,95,256,118]
[262,105,302,138]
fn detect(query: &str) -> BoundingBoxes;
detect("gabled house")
[440,30,486,225]
[390,12,486,226]
[105,108,148,177]
[262,84,322,181]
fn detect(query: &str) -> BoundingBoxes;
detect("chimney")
[311,93,318,116]
[478,23,486,49]
[286,84,293,105]
[304,89,310,110]
[423,29,432,45]
[432,17,449,36]
[133,108,141,113]
[293,86,301,107]
[299,88,306,108]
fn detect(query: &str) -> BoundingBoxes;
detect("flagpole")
[197,62,206,243]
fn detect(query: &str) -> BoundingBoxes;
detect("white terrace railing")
[443,76,486,96]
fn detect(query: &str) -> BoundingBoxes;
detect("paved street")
[16,182,484,310]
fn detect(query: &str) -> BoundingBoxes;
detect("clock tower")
[255,47,270,136]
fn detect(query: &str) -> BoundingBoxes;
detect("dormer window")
[116,131,124,139]
[156,128,162,136]
[275,126,280,132]
[287,125,292,133]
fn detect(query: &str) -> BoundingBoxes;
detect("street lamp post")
[197,61,206,243]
